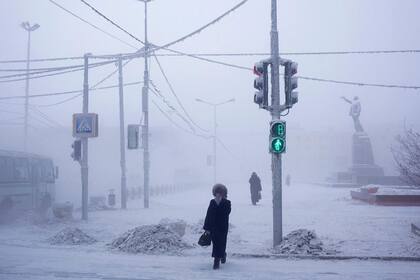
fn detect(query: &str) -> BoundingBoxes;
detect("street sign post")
[72,113,99,138]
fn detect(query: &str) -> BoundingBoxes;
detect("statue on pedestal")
[341,96,363,132]
[340,96,384,177]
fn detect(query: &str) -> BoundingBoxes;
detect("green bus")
[0,150,58,213]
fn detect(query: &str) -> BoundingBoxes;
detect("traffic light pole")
[270,0,283,246]
[142,0,150,209]
[81,53,90,221]
[118,56,127,209]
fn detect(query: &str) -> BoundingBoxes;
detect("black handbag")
[198,232,211,246]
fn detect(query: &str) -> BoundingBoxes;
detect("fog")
[1,1,420,278]
[1,0,420,205]
[0,0,419,209]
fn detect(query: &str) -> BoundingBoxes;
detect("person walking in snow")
[203,184,231,270]
[249,172,262,205]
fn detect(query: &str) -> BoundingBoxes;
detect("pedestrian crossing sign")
[73,113,98,138]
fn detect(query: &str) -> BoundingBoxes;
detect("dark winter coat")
[249,174,262,204]
[249,174,262,193]
[203,198,231,258]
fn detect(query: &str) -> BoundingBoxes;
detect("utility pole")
[141,0,152,209]
[118,56,127,209]
[270,0,283,246]
[195,98,235,185]
[21,22,40,152]
[81,53,90,220]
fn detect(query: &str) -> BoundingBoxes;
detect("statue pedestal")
[350,132,384,177]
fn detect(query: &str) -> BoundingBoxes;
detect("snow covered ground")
[0,183,419,279]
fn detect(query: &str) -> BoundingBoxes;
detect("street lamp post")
[195,98,235,184]
[21,21,40,152]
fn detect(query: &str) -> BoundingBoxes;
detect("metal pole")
[142,0,150,209]
[213,105,217,184]
[118,56,127,209]
[271,0,282,246]
[23,30,31,152]
[81,53,89,220]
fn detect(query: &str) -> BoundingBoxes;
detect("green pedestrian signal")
[269,120,286,154]
[271,138,285,153]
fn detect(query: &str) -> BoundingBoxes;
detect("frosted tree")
[392,127,420,187]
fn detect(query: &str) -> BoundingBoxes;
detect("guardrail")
[127,183,199,199]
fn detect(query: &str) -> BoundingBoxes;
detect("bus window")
[0,157,13,182]
[41,160,54,183]
[14,158,29,182]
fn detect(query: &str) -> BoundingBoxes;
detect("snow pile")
[110,224,192,255]
[188,219,205,234]
[274,229,324,255]
[159,218,187,237]
[48,227,96,245]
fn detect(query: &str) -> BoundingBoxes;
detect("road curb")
[231,252,420,262]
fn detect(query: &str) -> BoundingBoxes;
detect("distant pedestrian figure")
[285,174,291,187]
[203,184,231,270]
[249,172,262,205]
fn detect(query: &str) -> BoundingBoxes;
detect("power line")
[155,49,420,57]
[31,57,140,107]
[0,60,116,83]
[0,81,143,101]
[297,75,420,90]
[0,56,84,64]
[29,106,63,127]
[148,84,196,133]
[152,98,211,140]
[80,0,146,45]
[2,48,420,65]
[0,59,123,73]
[78,0,249,59]
[49,0,138,50]
[0,60,110,79]
[150,0,249,54]
[152,54,208,133]
[156,51,420,90]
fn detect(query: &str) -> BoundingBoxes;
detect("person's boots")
[213,258,220,269]
[221,253,226,264]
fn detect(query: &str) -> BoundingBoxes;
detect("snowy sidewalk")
[1,243,420,280]
[1,183,419,279]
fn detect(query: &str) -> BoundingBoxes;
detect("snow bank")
[274,229,324,255]
[159,218,187,237]
[48,227,97,245]
[110,224,192,255]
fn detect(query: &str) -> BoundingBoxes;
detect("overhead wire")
[48,0,138,49]
[154,49,420,57]
[148,84,197,133]
[152,99,211,140]
[0,60,112,79]
[0,81,143,101]
[149,0,249,54]
[80,0,146,45]
[152,53,208,133]
[0,60,116,83]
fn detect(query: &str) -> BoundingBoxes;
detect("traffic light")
[284,60,298,108]
[269,120,286,154]
[253,60,270,108]
[71,139,82,161]
[127,124,140,149]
